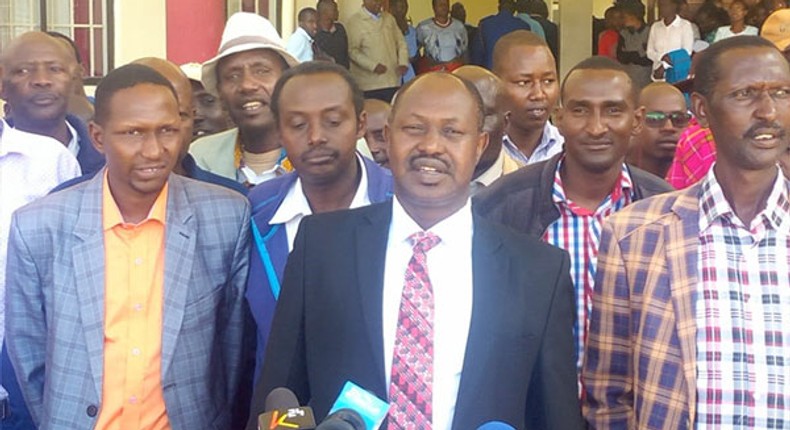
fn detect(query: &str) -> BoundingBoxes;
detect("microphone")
[323,381,390,430]
[315,409,366,430]
[477,421,517,430]
[258,387,317,430]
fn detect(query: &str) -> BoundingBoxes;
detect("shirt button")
[86,404,98,417]
[134,257,143,265]
[133,303,143,312]
[129,396,137,404]
[131,348,141,356]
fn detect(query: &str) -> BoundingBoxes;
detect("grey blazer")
[5,172,251,430]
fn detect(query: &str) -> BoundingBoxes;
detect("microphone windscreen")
[477,421,517,430]
[316,409,366,430]
[265,387,300,412]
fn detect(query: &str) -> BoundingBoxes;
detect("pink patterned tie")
[388,231,441,430]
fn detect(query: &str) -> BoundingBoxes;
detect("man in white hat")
[188,12,300,187]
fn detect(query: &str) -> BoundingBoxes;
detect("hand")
[396,65,408,76]
[660,54,672,66]
[374,63,387,74]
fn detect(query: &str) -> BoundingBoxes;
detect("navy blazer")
[246,201,584,429]
[245,156,393,382]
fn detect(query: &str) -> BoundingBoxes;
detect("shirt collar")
[551,155,634,214]
[390,194,473,249]
[102,169,168,230]
[295,26,314,42]
[363,6,381,20]
[270,153,370,225]
[65,120,80,158]
[698,164,790,233]
[502,121,564,165]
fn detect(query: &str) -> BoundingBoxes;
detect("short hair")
[694,35,779,98]
[492,30,549,74]
[526,0,549,18]
[46,31,82,64]
[298,7,317,22]
[561,55,637,104]
[391,72,486,133]
[94,64,177,125]
[316,0,335,13]
[270,61,364,123]
[515,0,529,13]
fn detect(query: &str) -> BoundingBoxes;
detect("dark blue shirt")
[472,10,531,69]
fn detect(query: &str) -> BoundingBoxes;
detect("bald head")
[639,82,684,106]
[132,57,194,163]
[453,66,506,178]
[1,31,75,69]
[133,57,193,117]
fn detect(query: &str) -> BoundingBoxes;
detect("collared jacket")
[245,156,393,382]
[473,152,674,238]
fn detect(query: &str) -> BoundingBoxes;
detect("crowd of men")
[2,0,790,429]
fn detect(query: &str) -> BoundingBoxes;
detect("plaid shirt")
[666,117,716,189]
[696,168,790,429]
[544,158,634,376]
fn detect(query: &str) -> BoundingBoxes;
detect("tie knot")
[408,231,441,253]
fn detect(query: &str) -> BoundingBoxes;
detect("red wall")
[166,0,225,64]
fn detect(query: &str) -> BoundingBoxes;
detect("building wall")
[113,0,167,66]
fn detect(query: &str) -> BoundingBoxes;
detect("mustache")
[743,122,787,139]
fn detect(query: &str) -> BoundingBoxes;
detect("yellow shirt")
[95,173,170,430]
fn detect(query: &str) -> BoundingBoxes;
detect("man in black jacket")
[475,56,673,380]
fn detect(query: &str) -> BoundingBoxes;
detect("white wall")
[113,0,167,67]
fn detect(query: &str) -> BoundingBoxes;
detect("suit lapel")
[453,218,506,425]
[160,176,197,377]
[355,204,391,392]
[72,173,108,398]
[666,186,701,421]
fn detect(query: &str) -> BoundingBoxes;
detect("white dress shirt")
[270,154,371,251]
[65,120,80,158]
[382,196,474,430]
[286,26,314,62]
[646,16,695,72]
[0,119,81,398]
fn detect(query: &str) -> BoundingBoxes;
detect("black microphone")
[258,387,317,430]
[315,408,366,430]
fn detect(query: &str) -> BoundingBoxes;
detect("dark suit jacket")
[474,153,674,238]
[246,201,583,430]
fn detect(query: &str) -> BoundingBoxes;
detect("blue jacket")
[66,114,105,176]
[245,156,393,381]
[472,11,531,69]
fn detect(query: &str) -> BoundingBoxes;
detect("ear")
[631,105,645,136]
[356,110,368,140]
[475,130,490,164]
[89,121,107,155]
[690,92,709,128]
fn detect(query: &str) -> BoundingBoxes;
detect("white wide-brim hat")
[201,12,300,96]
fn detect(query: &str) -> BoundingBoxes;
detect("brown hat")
[761,9,790,51]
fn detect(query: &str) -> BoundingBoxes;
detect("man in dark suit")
[247,72,583,429]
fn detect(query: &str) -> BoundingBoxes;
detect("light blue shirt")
[502,121,564,166]
[516,13,546,40]
[286,27,314,62]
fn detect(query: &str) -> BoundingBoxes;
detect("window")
[226,0,280,31]
[0,0,112,79]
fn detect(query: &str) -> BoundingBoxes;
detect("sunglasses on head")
[644,111,692,128]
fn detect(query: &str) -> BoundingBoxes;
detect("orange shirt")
[95,173,170,430]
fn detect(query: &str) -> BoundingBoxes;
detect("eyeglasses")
[644,111,692,128]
